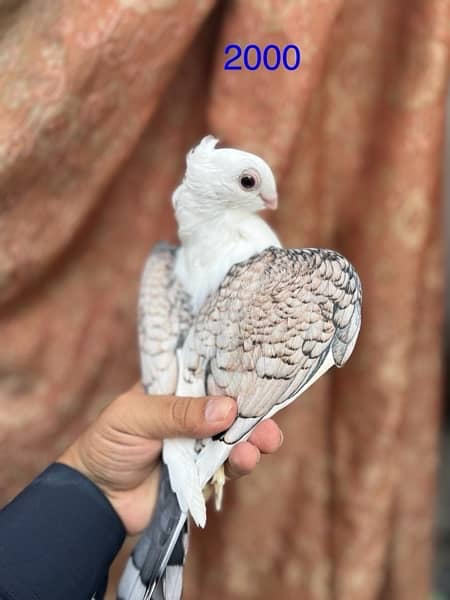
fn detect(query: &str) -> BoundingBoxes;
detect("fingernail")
[205,397,234,423]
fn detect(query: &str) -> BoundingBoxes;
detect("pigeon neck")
[176,211,225,244]
[174,186,249,243]
[173,187,211,238]
[174,203,282,313]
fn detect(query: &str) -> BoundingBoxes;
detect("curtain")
[0,1,447,598]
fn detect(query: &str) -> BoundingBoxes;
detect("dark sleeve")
[0,463,126,600]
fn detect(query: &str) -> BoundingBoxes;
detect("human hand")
[58,385,283,535]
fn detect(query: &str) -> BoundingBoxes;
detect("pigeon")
[117,135,362,600]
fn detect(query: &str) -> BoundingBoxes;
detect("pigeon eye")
[239,170,260,191]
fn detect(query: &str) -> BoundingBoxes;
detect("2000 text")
[224,44,302,71]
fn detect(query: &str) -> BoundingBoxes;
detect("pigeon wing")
[138,242,193,394]
[183,246,362,451]
[118,243,193,600]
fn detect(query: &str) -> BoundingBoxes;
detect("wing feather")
[181,247,362,445]
[120,243,194,600]
[138,243,193,394]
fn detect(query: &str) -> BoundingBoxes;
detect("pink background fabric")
[0,1,448,598]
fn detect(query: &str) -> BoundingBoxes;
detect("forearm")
[0,463,125,600]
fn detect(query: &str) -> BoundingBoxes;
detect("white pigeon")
[117,135,362,600]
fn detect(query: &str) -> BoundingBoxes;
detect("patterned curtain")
[0,1,447,598]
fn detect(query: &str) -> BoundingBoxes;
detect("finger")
[112,388,237,440]
[225,442,260,479]
[247,419,283,454]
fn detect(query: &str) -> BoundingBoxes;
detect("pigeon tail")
[117,464,188,600]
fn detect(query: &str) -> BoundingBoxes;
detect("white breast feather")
[174,211,281,312]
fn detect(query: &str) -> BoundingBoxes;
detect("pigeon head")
[173,136,278,219]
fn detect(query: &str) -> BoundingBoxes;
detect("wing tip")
[332,303,362,367]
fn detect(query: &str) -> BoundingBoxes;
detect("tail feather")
[117,464,188,600]
[146,524,188,600]
[163,567,183,600]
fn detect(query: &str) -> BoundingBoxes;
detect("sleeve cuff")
[0,463,126,600]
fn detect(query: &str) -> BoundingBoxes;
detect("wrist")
[58,441,109,498]
[58,442,85,476]
[57,441,158,536]
[58,442,114,511]
[58,445,116,511]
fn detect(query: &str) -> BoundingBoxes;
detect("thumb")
[113,388,237,440]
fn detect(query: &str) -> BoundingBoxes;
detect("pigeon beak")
[261,193,278,210]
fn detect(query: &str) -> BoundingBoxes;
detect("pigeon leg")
[212,464,226,511]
